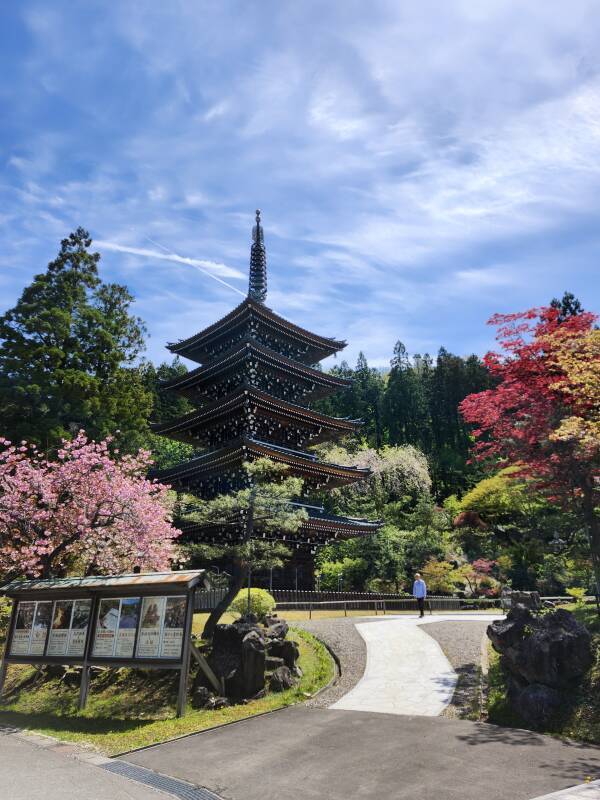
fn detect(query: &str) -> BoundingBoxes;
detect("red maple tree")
[459,306,600,602]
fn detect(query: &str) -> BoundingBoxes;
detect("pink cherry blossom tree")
[0,431,179,580]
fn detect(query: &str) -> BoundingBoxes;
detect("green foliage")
[317,443,431,520]
[180,459,306,611]
[318,557,369,590]
[0,228,151,451]
[458,467,541,522]
[145,433,194,471]
[566,587,587,607]
[0,597,12,646]
[229,588,276,620]
[421,559,459,594]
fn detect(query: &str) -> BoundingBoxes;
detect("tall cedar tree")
[141,359,195,469]
[0,228,151,451]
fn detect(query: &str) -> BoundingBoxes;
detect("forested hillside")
[313,345,494,497]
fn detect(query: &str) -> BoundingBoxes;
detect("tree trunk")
[202,557,245,640]
[582,481,600,617]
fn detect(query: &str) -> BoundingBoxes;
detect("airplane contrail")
[97,236,246,297]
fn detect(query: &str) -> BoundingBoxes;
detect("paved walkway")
[331,614,499,715]
[531,781,600,799]
[0,729,173,800]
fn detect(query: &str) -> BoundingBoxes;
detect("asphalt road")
[125,706,600,800]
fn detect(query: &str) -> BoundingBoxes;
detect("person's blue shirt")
[413,579,427,598]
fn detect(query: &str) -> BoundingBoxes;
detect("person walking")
[413,573,427,618]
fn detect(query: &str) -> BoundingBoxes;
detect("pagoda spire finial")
[248,208,267,304]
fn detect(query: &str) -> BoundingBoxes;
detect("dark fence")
[194,588,229,612]
[195,588,586,615]
[272,590,500,613]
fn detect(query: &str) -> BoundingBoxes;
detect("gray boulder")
[205,695,229,710]
[191,686,211,709]
[265,620,289,640]
[266,656,285,671]
[488,607,592,688]
[241,629,266,697]
[510,682,562,728]
[500,589,541,612]
[223,629,266,699]
[267,638,300,669]
[270,665,297,692]
[210,620,262,678]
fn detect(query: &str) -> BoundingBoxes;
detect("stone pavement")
[531,781,600,799]
[331,613,500,715]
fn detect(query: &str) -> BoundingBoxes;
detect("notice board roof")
[0,570,207,598]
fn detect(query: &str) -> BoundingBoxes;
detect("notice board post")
[0,570,207,716]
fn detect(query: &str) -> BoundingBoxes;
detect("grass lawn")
[0,623,333,756]
[486,602,600,745]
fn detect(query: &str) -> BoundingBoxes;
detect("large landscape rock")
[240,629,266,697]
[209,616,299,701]
[270,665,297,692]
[210,620,260,678]
[488,607,592,688]
[265,620,289,640]
[509,682,563,728]
[211,620,267,699]
[267,638,300,669]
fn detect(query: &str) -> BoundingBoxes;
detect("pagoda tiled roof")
[152,436,370,489]
[160,338,351,400]
[151,385,361,445]
[167,297,346,364]
[177,505,380,547]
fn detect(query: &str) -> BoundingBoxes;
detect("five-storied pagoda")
[152,211,379,588]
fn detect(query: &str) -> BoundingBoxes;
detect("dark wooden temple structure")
[153,211,379,588]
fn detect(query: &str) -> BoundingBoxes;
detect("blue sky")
[1,1,599,369]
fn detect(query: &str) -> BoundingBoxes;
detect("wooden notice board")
[0,570,207,717]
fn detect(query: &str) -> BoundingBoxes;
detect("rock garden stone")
[205,695,229,710]
[191,686,211,709]
[500,588,542,612]
[488,607,592,688]
[265,620,289,640]
[487,606,593,728]
[266,656,285,670]
[267,637,299,668]
[510,682,563,728]
[270,665,297,692]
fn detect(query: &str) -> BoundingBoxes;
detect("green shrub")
[0,596,12,646]
[228,588,276,621]
[566,587,587,608]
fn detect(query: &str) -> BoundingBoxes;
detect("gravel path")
[420,620,489,718]
[292,618,368,707]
